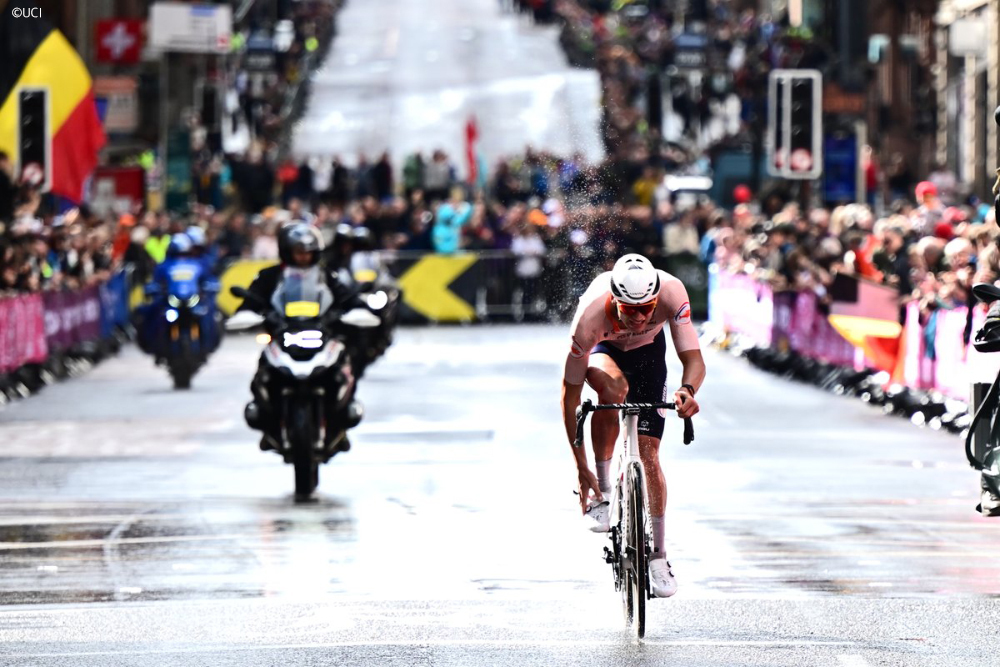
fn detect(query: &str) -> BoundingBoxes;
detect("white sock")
[650,515,666,559]
[595,459,613,497]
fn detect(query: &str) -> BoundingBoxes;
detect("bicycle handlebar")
[573,399,694,448]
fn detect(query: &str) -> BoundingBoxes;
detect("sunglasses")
[617,299,657,317]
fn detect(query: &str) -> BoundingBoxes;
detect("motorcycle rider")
[239,222,367,453]
[139,233,218,360]
[186,225,219,276]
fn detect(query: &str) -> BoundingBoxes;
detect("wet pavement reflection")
[3,326,1000,664]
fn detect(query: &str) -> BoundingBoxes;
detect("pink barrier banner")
[811,313,857,366]
[904,305,1000,400]
[934,307,971,399]
[0,293,48,373]
[713,271,774,347]
[771,291,795,351]
[789,291,817,354]
[714,271,855,365]
[902,302,926,389]
[42,286,102,352]
[714,270,1000,399]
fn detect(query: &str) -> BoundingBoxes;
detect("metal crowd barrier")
[377,250,709,325]
[216,250,709,324]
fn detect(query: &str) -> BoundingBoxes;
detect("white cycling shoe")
[583,499,611,533]
[649,558,677,598]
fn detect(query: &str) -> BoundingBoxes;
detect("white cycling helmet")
[610,254,660,305]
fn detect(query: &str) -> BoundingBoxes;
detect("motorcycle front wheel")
[170,338,194,390]
[288,401,320,498]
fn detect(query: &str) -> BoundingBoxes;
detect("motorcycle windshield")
[167,260,202,300]
[349,252,382,284]
[271,266,334,320]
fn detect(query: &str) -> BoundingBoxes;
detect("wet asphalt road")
[292,0,604,170]
[2,325,1000,665]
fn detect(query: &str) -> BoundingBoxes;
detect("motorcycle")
[139,261,221,390]
[229,277,380,499]
[327,226,401,378]
[342,251,401,377]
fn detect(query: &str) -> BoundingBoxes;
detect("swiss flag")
[95,20,143,64]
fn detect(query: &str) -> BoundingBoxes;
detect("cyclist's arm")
[661,277,704,415]
[561,380,589,470]
[561,280,604,463]
[673,348,705,419]
[677,348,706,394]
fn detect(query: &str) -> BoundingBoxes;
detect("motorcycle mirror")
[341,308,381,329]
[226,310,265,331]
[230,286,250,298]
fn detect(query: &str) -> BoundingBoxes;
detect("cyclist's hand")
[577,467,603,513]
[674,388,700,419]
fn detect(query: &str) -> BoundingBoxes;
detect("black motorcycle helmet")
[351,226,375,251]
[278,223,324,268]
[334,223,355,246]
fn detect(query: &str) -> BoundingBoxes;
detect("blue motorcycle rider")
[186,225,219,276]
[138,233,221,361]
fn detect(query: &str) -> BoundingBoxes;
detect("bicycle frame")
[609,407,645,555]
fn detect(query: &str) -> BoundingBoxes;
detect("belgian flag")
[0,1,106,203]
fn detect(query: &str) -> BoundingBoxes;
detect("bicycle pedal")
[603,547,614,564]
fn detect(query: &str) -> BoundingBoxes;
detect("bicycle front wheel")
[622,461,648,638]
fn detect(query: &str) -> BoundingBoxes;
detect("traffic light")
[18,87,50,189]
[767,70,823,179]
[788,75,818,174]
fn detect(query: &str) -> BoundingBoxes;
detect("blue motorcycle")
[137,234,222,389]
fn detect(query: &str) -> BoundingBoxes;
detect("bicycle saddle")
[974,283,1000,304]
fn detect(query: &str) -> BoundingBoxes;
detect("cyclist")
[561,253,705,598]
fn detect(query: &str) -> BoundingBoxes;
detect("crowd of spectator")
[187,0,343,213]
[4,0,999,338]
[554,1,832,167]
[709,182,999,327]
[6,123,1000,335]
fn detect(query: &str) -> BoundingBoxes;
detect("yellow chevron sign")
[217,260,278,315]
[397,255,477,322]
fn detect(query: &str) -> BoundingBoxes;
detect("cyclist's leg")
[585,352,628,487]
[629,331,669,557]
[638,433,667,545]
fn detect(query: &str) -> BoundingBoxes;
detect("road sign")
[150,2,232,54]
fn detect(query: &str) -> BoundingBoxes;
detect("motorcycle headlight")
[366,291,388,311]
[167,295,181,308]
[165,309,179,323]
[186,294,200,307]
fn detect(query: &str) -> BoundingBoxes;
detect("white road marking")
[14,638,859,658]
[0,533,261,551]
[0,514,184,526]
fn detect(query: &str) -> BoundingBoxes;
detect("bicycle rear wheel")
[621,461,647,638]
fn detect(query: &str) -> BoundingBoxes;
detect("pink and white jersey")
[564,270,700,385]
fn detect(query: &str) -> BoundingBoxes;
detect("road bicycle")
[574,399,694,638]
